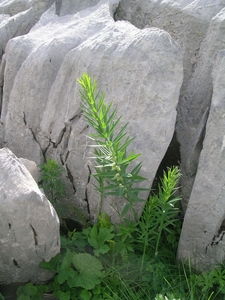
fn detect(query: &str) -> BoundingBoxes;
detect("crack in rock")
[55,0,62,16]
[65,163,76,193]
[0,53,5,117]
[23,111,48,160]
[205,219,225,253]
[84,164,92,219]
[13,259,20,268]
[30,224,38,246]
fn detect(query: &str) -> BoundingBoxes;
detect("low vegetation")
[15,74,225,300]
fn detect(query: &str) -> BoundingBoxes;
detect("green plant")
[88,223,115,257]
[17,74,225,300]
[39,250,104,300]
[133,166,181,276]
[40,158,66,206]
[0,293,5,300]
[155,294,180,300]
[181,260,225,300]
[16,282,48,300]
[78,73,148,220]
[40,159,90,228]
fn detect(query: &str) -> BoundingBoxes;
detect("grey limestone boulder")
[177,50,225,269]
[0,0,183,223]
[177,6,225,210]
[116,0,225,210]
[0,148,60,283]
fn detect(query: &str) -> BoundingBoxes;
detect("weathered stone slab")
[177,49,225,270]
[177,6,225,209]
[0,148,60,283]
[0,0,183,222]
[0,0,55,57]
[116,0,225,209]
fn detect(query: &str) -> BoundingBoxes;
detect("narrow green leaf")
[97,184,120,191]
[120,153,141,165]
[112,123,129,144]
[121,203,132,218]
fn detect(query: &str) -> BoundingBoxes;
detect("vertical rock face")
[0,0,183,223]
[177,50,225,270]
[0,148,60,283]
[116,0,225,209]
[177,6,225,209]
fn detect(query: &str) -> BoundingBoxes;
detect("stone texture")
[115,0,225,209]
[0,148,60,283]
[55,0,100,16]
[19,157,41,183]
[0,0,55,57]
[177,50,225,269]
[0,0,183,223]
[177,6,225,209]
[0,0,55,136]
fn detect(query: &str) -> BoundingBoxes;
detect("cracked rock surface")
[177,49,225,270]
[0,148,60,284]
[0,0,183,224]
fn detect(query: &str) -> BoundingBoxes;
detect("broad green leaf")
[92,284,102,295]
[58,291,71,300]
[17,296,30,300]
[94,244,110,256]
[24,283,38,296]
[80,289,92,300]
[57,267,76,285]
[66,270,79,288]
[72,253,103,290]
[40,253,61,272]
[88,225,114,254]
[61,250,73,270]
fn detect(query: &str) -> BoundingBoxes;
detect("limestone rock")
[116,0,225,96]
[0,148,60,283]
[19,157,41,183]
[0,0,183,222]
[116,0,225,209]
[55,0,100,16]
[177,50,225,269]
[177,6,225,209]
[0,0,55,58]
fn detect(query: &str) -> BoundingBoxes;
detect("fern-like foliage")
[78,73,148,220]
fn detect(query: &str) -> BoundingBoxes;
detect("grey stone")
[177,49,225,269]
[115,0,225,209]
[0,148,60,283]
[19,157,41,183]
[0,0,183,223]
[177,6,225,209]
[56,0,100,17]
[0,0,55,58]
